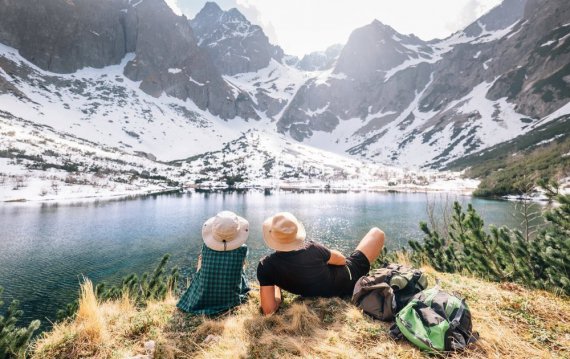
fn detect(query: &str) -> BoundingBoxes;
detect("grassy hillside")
[31,266,570,359]
[444,115,570,197]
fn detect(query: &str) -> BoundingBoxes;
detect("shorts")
[331,250,371,296]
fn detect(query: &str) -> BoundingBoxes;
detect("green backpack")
[390,287,478,352]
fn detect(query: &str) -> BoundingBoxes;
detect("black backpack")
[351,263,428,321]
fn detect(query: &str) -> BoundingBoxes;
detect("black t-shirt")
[257,241,346,297]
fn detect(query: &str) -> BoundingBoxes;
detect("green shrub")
[0,287,40,359]
[409,193,570,295]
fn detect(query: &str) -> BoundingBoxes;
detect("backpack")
[390,287,478,352]
[351,263,428,321]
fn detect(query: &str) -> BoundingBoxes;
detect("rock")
[202,334,221,344]
[134,151,157,162]
[144,340,156,356]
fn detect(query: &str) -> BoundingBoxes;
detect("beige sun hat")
[262,212,306,252]
[202,211,249,251]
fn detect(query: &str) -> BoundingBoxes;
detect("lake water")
[0,191,536,329]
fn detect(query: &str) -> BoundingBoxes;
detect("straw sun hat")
[202,211,249,251]
[262,212,306,252]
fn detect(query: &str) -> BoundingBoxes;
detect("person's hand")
[260,285,282,315]
[196,254,202,271]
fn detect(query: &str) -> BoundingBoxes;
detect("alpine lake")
[0,190,544,330]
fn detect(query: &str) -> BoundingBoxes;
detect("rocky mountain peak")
[296,44,343,71]
[202,1,223,13]
[190,1,284,75]
[370,19,397,35]
[191,1,223,32]
[334,19,429,80]
[226,7,248,21]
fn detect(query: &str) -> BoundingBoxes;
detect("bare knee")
[357,227,386,263]
[369,227,385,241]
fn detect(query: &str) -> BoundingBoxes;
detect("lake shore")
[2,178,478,204]
[1,186,182,204]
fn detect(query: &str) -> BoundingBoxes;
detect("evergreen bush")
[0,287,40,359]
[409,193,570,295]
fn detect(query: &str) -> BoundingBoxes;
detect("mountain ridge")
[0,0,568,188]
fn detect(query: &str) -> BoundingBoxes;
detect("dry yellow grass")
[33,270,570,359]
[76,279,106,348]
[33,285,177,359]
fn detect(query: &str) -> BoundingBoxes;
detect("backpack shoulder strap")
[389,322,403,340]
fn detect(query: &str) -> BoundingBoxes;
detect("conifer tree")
[410,190,570,295]
[0,287,40,359]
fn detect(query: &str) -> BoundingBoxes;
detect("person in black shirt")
[257,212,385,315]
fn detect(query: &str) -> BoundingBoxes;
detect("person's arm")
[312,242,345,266]
[327,249,347,266]
[260,285,282,315]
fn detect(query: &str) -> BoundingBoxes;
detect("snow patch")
[304,103,330,117]
[533,134,564,147]
[188,76,205,86]
[471,21,519,44]
[168,68,182,74]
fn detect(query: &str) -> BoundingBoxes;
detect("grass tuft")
[76,279,106,348]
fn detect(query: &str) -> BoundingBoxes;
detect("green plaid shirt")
[177,244,249,315]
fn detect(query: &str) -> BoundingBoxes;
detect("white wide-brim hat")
[262,212,306,252]
[202,211,249,251]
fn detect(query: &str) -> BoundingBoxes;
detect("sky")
[171,0,503,57]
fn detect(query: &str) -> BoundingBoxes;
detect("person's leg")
[355,227,385,263]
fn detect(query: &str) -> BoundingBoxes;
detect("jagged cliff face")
[0,0,259,120]
[485,0,570,118]
[121,0,258,120]
[0,0,130,73]
[190,2,284,75]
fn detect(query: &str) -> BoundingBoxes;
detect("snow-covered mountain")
[0,0,260,120]
[0,34,470,200]
[278,0,570,168]
[0,0,569,200]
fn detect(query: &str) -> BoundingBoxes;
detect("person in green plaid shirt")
[177,211,250,315]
